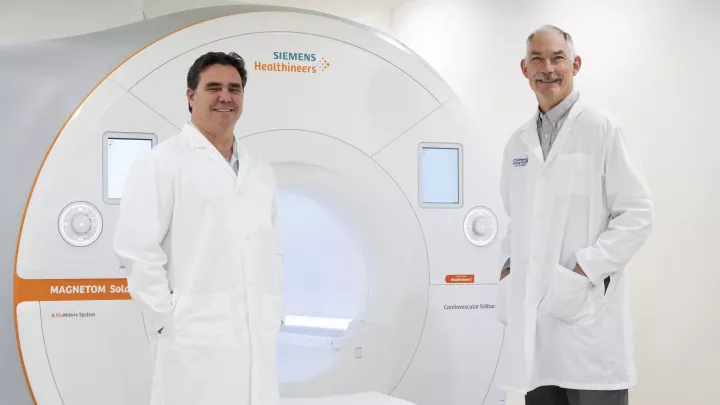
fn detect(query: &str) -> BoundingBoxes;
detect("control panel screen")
[420,146,461,205]
[105,137,153,201]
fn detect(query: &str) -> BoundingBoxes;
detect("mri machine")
[1,5,508,405]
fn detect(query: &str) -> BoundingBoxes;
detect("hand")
[572,264,587,277]
[500,267,510,281]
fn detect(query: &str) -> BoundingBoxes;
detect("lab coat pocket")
[495,274,512,326]
[542,265,593,323]
[252,228,283,296]
[171,292,235,347]
[150,290,178,336]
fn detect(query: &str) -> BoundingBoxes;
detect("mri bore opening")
[276,189,368,383]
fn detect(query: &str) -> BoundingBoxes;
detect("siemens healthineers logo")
[253,51,331,74]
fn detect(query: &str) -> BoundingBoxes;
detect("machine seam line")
[110,78,182,131]
[141,313,150,344]
[371,102,444,158]
[39,303,67,405]
[482,328,506,404]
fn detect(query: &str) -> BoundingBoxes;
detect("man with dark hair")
[114,51,284,405]
[186,51,248,112]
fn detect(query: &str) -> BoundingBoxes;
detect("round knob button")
[472,216,491,236]
[72,214,91,234]
[463,206,498,247]
[58,201,103,247]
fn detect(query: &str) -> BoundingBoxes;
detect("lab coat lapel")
[543,100,585,166]
[520,111,543,164]
[234,141,253,196]
[183,123,237,180]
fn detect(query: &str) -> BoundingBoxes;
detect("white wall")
[356,0,720,404]
[0,0,407,46]
[0,0,145,45]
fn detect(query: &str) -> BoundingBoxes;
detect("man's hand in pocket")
[500,267,510,281]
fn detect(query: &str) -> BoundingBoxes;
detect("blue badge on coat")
[513,156,529,167]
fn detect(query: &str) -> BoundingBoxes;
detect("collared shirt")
[188,122,239,175]
[502,91,580,272]
[227,138,239,176]
[536,91,580,160]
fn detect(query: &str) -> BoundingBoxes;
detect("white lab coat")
[494,97,653,393]
[114,123,284,405]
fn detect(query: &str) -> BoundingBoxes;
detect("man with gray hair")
[493,25,654,405]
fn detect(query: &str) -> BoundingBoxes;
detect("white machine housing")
[10,7,508,405]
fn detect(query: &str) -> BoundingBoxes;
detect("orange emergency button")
[445,274,475,284]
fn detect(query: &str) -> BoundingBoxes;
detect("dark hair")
[187,51,248,112]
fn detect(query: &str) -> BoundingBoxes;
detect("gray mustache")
[535,73,561,83]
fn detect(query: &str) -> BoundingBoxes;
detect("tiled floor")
[507,393,524,405]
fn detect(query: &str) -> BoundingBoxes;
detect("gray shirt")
[227,139,239,176]
[537,90,579,160]
[502,91,580,272]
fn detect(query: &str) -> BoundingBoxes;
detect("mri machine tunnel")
[1,5,508,405]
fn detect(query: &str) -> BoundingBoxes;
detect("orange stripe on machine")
[15,276,130,303]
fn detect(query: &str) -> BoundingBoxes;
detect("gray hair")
[525,25,576,60]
